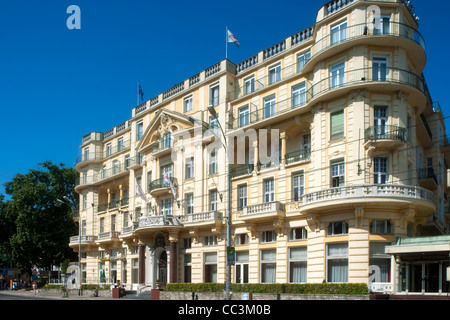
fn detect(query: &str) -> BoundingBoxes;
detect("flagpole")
[225,26,228,60]
[137,81,139,106]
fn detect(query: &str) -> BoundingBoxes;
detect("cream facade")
[72,0,450,293]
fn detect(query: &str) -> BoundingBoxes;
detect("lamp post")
[58,196,82,296]
[188,107,232,300]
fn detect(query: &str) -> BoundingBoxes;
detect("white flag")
[136,179,146,202]
[227,29,240,48]
[164,175,177,199]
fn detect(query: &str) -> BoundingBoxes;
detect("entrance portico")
[136,231,179,290]
[386,235,450,295]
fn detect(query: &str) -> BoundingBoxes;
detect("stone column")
[169,232,178,283]
[169,241,177,283]
[138,241,146,285]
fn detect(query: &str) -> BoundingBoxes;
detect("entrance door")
[158,251,167,286]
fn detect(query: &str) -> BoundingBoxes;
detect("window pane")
[331,110,344,139]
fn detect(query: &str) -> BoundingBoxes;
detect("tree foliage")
[1,161,79,276]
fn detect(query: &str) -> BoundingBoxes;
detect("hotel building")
[72,0,450,294]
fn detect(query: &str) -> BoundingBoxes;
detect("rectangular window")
[112,160,119,174]
[160,164,173,178]
[204,253,217,283]
[183,238,192,249]
[370,220,393,235]
[161,198,173,216]
[330,110,344,140]
[263,96,276,119]
[210,190,218,211]
[235,234,249,246]
[261,249,276,283]
[297,51,311,73]
[204,235,218,246]
[184,96,193,112]
[83,147,89,161]
[106,143,112,157]
[235,251,249,284]
[292,83,306,108]
[99,262,106,283]
[118,137,124,151]
[185,157,194,179]
[244,77,255,95]
[238,105,250,127]
[210,84,220,107]
[372,57,388,81]
[261,230,276,243]
[369,242,392,283]
[263,178,275,203]
[374,106,388,138]
[327,221,348,236]
[185,193,194,215]
[373,157,388,184]
[110,214,116,232]
[331,20,347,45]
[136,121,144,141]
[81,220,86,236]
[237,184,247,211]
[99,217,105,233]
[162,133,172,149]
[209,151,218,174]
[373,16,391,35]
[331,160,345,187]
[121,261,127,285]
[268,64,281,85]
[292,173,305,201]
[289,247,307,283]
[289,227,307,241]
[327,243,348,283]
[184,254,191,283]
[330,62,345,88]
[132,259,139,283]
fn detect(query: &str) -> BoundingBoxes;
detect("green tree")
[3,161,79,277]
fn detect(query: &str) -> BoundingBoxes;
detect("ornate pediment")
[136,109,194,154]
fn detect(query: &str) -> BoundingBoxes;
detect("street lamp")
[58,197,82,296]
[188,108,232,300]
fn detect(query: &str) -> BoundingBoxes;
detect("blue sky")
[0,0,449,198]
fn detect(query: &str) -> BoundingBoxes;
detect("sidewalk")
[0,289,150,300]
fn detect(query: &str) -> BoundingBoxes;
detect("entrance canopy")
[386,235,450,261]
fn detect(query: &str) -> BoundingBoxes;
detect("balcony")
[137,215,182,231]
[285,149,311,165]
[181,211,223,226]
[75,152,103,167]
[238,201,286,222]
[301,184,435,216]
[302,21,426,75]
[96,231,120,247]
[228,67,425,131]
[364,125,407,150]
[120,221,139,239]
[230,164,254,179]
[69,235,98,249]
[150,138,173,157]
[230,21,426,104]
[417,168,438,190]
[148,177,178,197]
